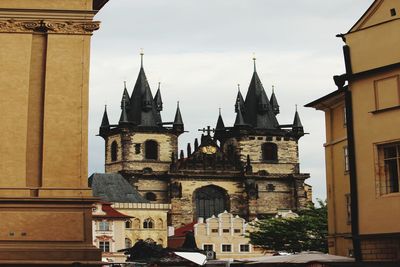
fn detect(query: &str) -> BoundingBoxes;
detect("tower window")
[262,143,278,161]
[135,143,141,154]
[145,140,158,160]
[111,141,118,162]
[390,8,396,16]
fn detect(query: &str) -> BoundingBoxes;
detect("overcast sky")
[88,0,373,202]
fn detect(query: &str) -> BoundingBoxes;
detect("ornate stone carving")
[0,19,100,34]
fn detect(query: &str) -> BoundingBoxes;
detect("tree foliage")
[248,200,328,253]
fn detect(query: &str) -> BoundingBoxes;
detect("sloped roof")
[89,173,149,203]
[93,202,132,219]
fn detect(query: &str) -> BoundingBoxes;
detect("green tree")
[248,200,328,253]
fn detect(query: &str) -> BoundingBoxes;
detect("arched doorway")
[194,185,228,219]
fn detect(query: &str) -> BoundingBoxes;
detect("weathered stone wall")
[169,179,246,227]
[135,178,169,203]
[105,131,178,173]
[224,136,299,174]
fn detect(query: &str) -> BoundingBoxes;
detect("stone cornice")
[0,19,100,34]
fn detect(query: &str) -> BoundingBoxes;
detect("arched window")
[125,238,132,248]
[143,218,154,229]
[195,185,228,219]
[145,140,158,160]
[125,220,132,229]
[262,142,278,161]
[145,192,157,201]
[111,141,118,162]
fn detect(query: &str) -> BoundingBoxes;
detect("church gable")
[349,0,400,32]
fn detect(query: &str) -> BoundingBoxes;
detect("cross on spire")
[198,126,215,136]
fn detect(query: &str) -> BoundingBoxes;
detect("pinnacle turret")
[173,102,184,134]
[270,85,280,115]
[292,106,304,137]
[99,105,110,137]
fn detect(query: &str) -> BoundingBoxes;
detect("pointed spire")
[180,149,184,159]
[187,143,192,157]
[100,105,110,128]
[234,101,247,127]
[173,101,184,133]
[215,108,225,130]
[154,82,163,112]
[119,95,129,125]
[99,105,110,137]
[121,81,130,108]
[270,85,280,115]
[235,84,245,113]
[292,105,304,137]
[194,138,199,151]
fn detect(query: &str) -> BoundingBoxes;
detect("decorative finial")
[158,82,161,89]
[140,48,144,67]
[252,52,256,72]
[295,104,298,111]
[177,100,180,108]
[219,107,221,115]
[237,83,240,92]
[104,104,107,110]
[272,85,275,93]
[124,80,127,89]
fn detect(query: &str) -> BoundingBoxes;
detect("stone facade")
[99,55,312,231]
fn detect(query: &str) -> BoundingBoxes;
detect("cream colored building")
[92,202,129,262]
[114,202,171,248]
[306,0,400,262]
[194,211,264,260]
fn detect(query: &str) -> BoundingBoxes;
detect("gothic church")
[99,54,312,227]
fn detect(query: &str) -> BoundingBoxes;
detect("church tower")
[99,53,183,202]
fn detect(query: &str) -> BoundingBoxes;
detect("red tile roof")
[93,202,131,220]
[168,222,196,249]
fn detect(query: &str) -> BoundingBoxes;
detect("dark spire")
[234,84,245,113]
[119,94,129,125]
[270,85,280,115]
[215,108,225,130]
[187,143,192,157]
[127,52,158,127]
[154,82,163,112]
[194,138,199,151]
[234,101,247,127]
[180,149,184,159]
[173,101,184,133]
[121,81,130,108]
[100,105,110,128]
[243,59,279,129]
[153,82,163,125]
[99,105,110,137]
[292,105,304,137]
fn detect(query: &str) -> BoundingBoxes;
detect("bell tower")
[99,54,184,202]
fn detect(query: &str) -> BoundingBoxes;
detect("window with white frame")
[221,244,232,252]
[99,241,110,252]
[99,221,110,231]
[379,143,400,194]
[240,244,250,252]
